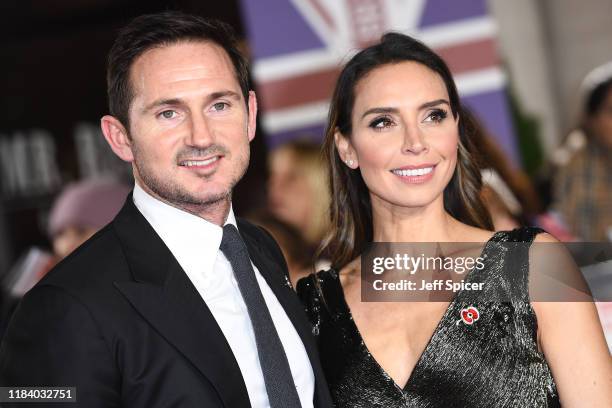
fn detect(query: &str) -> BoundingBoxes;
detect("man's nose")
[187,113,214,148]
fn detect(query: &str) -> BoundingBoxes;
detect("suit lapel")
[112,196,250,408]
[238,221,333,407]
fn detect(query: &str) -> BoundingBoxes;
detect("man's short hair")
[106,11,250,129]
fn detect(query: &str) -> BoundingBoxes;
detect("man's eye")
[159,110,177,119]
[212,102,228,111]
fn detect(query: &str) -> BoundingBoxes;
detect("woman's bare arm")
[531,233,612,407]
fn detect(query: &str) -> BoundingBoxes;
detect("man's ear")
[334,129,358,168]
[247,90,257,142]
[100,115,134,162]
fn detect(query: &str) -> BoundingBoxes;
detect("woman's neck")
[371,195,460,242]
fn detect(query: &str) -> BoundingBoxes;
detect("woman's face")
[336,61,459,211]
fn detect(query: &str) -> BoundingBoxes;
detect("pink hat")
[48,178,131,237]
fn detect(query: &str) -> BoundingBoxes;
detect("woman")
[297,33,611,407]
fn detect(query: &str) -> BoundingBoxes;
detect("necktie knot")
[220,224,246,259]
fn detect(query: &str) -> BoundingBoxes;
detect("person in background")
[268,140,331,248]
[461,108,543,230]
[553,62,612,242]
[0,178,129,339]
[247,210,314,287]
[48,178,131,259]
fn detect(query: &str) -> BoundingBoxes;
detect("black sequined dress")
[297,227,560,407]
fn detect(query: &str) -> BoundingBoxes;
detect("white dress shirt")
[133,184,315,408]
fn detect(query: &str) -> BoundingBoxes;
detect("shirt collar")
[132,182,237,282]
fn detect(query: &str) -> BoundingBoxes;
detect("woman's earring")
[346,159,354,167]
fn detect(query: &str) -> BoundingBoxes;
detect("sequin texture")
[296,227,560,407]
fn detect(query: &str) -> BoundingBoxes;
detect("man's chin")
[143,185,228,209]
[178,188,231,207]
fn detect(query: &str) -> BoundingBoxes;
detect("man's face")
[116,41,256,212]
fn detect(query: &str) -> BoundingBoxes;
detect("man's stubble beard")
[131,141,250,211]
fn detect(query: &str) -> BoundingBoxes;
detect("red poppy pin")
[456,306,480,326]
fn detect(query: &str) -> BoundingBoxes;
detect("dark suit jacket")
[0,196,333,407]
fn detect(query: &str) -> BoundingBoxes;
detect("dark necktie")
[219,224,302,408]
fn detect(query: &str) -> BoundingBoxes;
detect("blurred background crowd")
[0,0,610,345]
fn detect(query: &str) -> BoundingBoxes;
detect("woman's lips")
[390,164,436,184]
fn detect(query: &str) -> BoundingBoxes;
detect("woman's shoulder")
[297,253,362,292]
[296,269,342,330]
[296,269,339,299]
[493,226,554,244]
[296,268,340,302]
[453,222,550,244]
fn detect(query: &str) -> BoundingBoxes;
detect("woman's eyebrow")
[361,107,399,119]
[361,99,450,119]
[418,99,450,110]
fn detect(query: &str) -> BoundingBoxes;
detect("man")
[0,12,332,408]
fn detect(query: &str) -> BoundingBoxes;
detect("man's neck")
[135,181,231,226]
[183,199,231,227]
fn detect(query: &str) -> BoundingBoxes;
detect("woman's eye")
[159,110,178,119]
[369,116,395,130]
[212,102,229,111]
[425,109,448,123]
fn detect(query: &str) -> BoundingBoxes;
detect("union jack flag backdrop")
[240,0,519,164]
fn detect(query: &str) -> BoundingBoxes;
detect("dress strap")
[497,226,547,303]
[296,269,343,336]
[313,269,347,320]
[503,226,546,243]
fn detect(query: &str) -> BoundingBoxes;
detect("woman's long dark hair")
[320,32,493,270]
